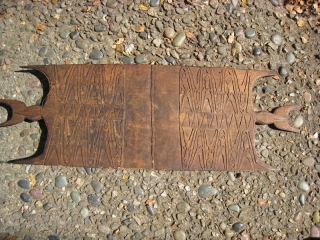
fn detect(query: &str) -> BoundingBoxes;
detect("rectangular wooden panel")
[152,65,181,170]
[123,65,152,169]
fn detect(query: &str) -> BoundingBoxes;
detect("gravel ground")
[0,0,319,239]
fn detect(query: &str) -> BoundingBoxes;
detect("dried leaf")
[241,0,247,7]
[65,60,73,64]
[29,173,36,187]
[2,64,6,71]
[272,75,280,80]
[115,38,124,45]
[21,21,25,27]
[53,14,60,19]
[116,45,122,52]
[114,229,120,234]
[228,32,235,43]
[139,4,149,11]
[122,174,129,180]
[186,31,195,38]
[81,7,89,12]
[36,23,45,31]
[135,26,145,33]
[297,19,306,27]
[51,0,57,4]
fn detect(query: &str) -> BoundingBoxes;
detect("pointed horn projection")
[273,105,300,133]
[255,105,300,133]
[0,99,42,127]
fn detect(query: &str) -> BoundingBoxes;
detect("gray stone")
[134,186,144,195]
[75,39,88,49]
[172,32,186,47]
[218,46,227,55]
[198,185,218,198]
[55,176,67,187]
[24,4,33,10]
[135,54,147,64]
[164,27,175,38]
[253,47,262,56]
[173,229,187,240]
[59,31,69,39]
[48,236,60,240]
[297,181,310,192]
[71,191,81,203]
[94,25,106,32]
[245,29,256,39]
[224,229,234,238]
[18,180,31,189]
[286,53,295,64]
[91,180,103,193]
[299,194,305,206]
[98,225,111,234]
[43,203,51,211]
[20,193,31,202]
[109,22,120,33]
[150,0,160,7]
[106,0,118,8]
[121,218,132,225]
[261,149,269,158]
[88,194,100,206]
[209,32,217,42]
[176,201,190,214]
[119,56,134,64]
[147,204,155,216]
[293,115,303,128]
[70,18,80,25]
[90,50,103,60]
[69,31,79,40]
[302,157,315,167]
[271,33,282,45]
[311,226,320,237]
[80,207,89,218]
[279,67,288,77]
[139,32,147,40]
[39,47,47,57]
[228,204,240,212]
[165,56,176,64]
[153,38,163,47]
[232,222,244,232]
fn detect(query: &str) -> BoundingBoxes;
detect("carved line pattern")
[179,67,257,170]
[45,65,124,167]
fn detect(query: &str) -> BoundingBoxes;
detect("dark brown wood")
[0,65,300,171]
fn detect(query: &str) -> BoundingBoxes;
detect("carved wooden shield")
[0,65,299,171]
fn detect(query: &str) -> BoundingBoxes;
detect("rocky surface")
[0,0,319,239]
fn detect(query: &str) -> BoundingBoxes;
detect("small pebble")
[121,218,132,225]
[18,180,31,189]
[150,0,160,7]
[173,229,187,240]
[43,203,51,211]
[224,229,234,238]
[164,27,175,38]
[146,204,155,216]
[8,181,15,188]
[80,207,89,218]
[293,211,303,222]
[297,181,310,192]
[106,0,118,8]
[311,226,320,237]
[172,33,186,47]
[69,31,79,40]
[218,46,227,55]
[286,53,295,64]
[48,236,60,240]
[55,176,67,187]
[94,25,106,32]
[304,92,312,102]
[88,194,100,206]
[271,33,282,45]
[176,201,191,214]
[253,47,262,56]
[299,194,305,206]
[119,56,134,64]
[71,191,81,203]
[29,189,45,200]
[293,115,304,128]
[135,54,147,64]
[198,185,218,198]
[75,39,88,50]
[20,193,31,202]
[90,50,103,60]
[127,204,135,212]
[134,186,144,195]
[59,31,69,39]
[228,204,240,213]
[244,29,256,39]
[209,32,217,42]
[232,222,244,232]
[279,67,288,77]
[302,157,315,167]
[91,180,103,193]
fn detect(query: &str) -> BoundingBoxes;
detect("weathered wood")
[0,65,300,170]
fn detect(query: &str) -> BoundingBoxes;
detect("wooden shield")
[1,65,297,171]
